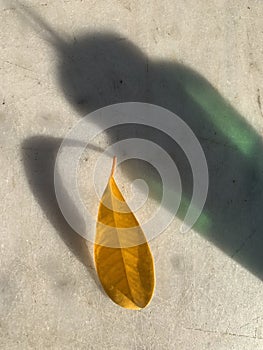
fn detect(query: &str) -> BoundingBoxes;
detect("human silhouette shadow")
[56,32,263,280]
[20,7,263,280]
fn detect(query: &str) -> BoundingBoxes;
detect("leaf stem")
[110,156,117,177]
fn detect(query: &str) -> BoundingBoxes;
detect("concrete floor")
[1,0,263,349]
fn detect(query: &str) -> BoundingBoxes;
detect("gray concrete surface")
[1,0,263,349]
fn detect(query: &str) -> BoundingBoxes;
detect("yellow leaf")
[94,157,155,310]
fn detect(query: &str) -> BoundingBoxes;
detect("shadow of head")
[59,33,148,113]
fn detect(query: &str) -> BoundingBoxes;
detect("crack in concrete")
[184,326,263,340]
[231,229,257,258]
[257,88,263,118]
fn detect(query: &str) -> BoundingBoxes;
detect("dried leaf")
[94,157,155,310]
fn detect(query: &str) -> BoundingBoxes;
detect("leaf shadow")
[21,136,102,289]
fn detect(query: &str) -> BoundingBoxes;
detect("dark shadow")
[56,32,263,280]
[19,7,263,280]
[21,136,101,289]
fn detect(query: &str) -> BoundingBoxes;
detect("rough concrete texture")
[1,0,263,349]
